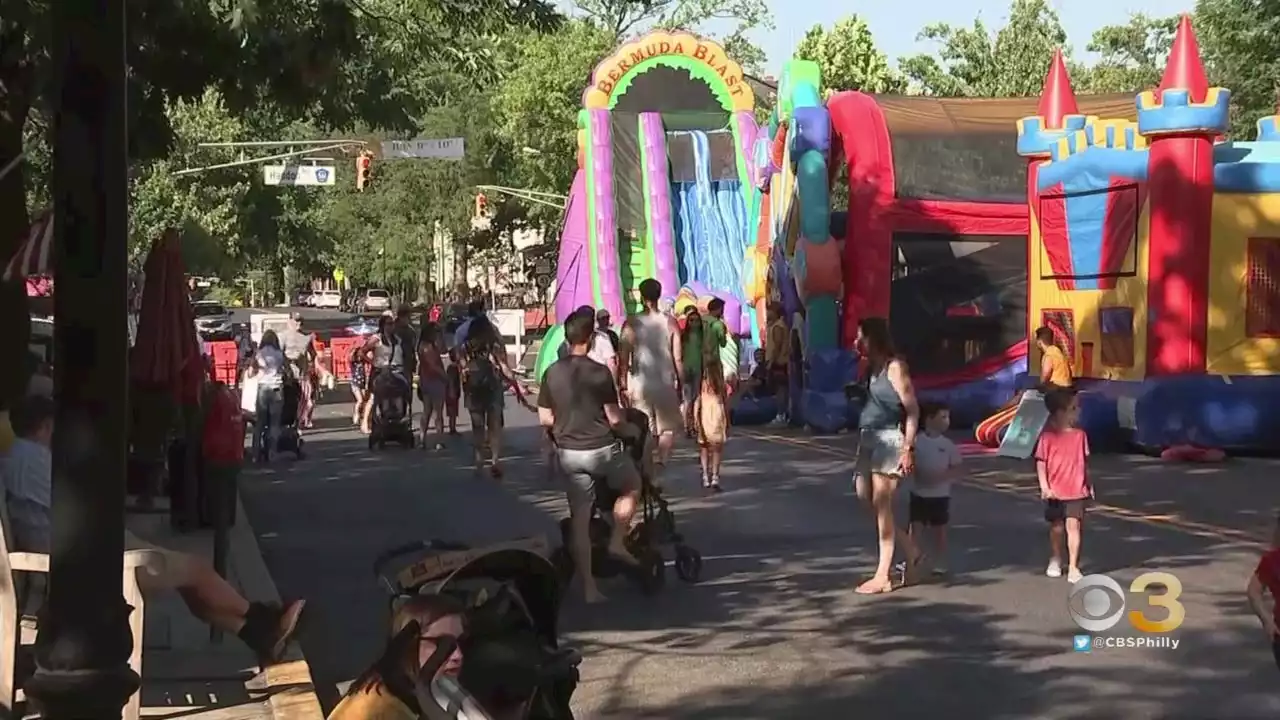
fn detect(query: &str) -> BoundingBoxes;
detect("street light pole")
[24,0,137,716]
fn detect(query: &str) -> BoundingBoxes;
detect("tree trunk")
[0,66,33,413]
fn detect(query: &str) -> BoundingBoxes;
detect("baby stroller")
[369,368,416,450]
[275,378,306,459]
[374,537,582,720]
[548,408,703,595]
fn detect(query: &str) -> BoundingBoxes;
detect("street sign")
[380,138,465,160]
[333,268,345,284]
[263,164,336,186]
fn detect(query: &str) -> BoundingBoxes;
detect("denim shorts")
[856,427,906,479]
[556,443,640,508]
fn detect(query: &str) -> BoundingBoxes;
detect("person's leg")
[419,387,432,444]
[130,535,304,663]
[698,443,710,485]
[298,374,313,428]
[1046,504,1066,577]
[1065,513,1083,580]
[558,451,604,603]
[266,389,283,454]
[710,442,724,487]
[603,446,640,564]
[350,387,363,425]
[361,377,376,433]
[856,472,902,594]
[469,408,488,470]
[252,387,267,459]
[932,511,950,574]
[488,401,505,476]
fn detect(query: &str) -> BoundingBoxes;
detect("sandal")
[854,578,894,595]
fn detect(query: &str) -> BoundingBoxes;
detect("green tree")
[572,0,772,71]
[1076,14,1177,94]
[129,89,251,272]
[490,20,615,229]
[899,0,1068,97]
[794,16,904,93]
[1196,0,1280,137]
[0,0,564,409]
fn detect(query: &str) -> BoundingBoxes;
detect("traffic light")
[475,193,488,217]
[355,152,372,191]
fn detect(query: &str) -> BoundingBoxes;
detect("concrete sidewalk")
[127,497,323,720]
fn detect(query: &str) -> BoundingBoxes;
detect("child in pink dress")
[1035,387,1093,583]
[695,357,729,491]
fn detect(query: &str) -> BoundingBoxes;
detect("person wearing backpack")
[460,315,531,477]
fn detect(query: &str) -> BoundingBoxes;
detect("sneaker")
[768,416,788,427]
[1045,560,1063,578]
[240,599,305,666]
[931,564,949,576]
[710,476,722,492]
[1067,568,1083,583]
[701,475,712,489]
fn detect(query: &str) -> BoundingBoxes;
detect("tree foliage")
[794,15,904,93]
[1196,0,1280,137]
[572,0,771,71]
[1076,14,1177,94]
[899,0,1068,97]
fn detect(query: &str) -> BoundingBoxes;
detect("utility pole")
[25,0,136,715]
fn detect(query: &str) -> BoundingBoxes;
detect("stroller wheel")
[674,545,703,583]
[635,549,665,595]
[367,434,376,450]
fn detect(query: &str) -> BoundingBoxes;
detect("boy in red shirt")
[1034,388,1092,583]
[1247,515,1280,670]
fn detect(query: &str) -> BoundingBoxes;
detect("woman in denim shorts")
[852,317,923,594]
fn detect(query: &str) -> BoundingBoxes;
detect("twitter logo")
[1073,635,1092,653]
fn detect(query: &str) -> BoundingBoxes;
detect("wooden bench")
[0,500,166,719]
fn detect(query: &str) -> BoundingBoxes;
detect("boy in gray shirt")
[906,402,962,575]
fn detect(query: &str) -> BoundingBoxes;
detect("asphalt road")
[239,400,1280,719]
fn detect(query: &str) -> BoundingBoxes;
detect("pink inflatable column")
[586,109,624,320]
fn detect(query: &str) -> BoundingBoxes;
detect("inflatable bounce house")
[740,46,1143,430]
[537,31,761,378]
[976,16,1280,452]
[739,59,859,431]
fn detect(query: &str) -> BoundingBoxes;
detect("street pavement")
[239,397,1280,719]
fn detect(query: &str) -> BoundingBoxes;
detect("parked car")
[192,300,235,340]
[294,288,313,307]
[313,290,343,309]
[360,289,392,313]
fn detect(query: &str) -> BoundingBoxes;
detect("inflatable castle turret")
[1136,17,1230,376]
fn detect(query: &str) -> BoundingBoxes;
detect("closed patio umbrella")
[129,229,204,514]
[131,229,202,404]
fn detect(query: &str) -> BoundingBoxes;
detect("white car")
[361,289,392,312]
[313,290,343,309]
[192,300,234,340]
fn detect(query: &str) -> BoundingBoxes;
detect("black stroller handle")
[413,636,459,720]
[373,539,471,578]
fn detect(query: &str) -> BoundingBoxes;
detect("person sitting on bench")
[0,394,304,665]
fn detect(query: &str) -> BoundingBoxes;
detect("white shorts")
[628,383,682,436]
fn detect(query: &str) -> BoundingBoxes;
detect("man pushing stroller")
[537,310,643,604]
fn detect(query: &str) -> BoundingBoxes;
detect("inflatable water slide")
[536,32,761,378]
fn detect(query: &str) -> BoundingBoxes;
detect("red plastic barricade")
[208,341,240,386]
[329,336,362,381]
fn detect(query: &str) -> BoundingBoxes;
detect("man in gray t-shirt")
[278,313,317,425]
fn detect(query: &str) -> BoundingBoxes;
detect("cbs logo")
[1067,572,1185,633]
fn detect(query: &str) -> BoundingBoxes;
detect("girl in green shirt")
[681,309,705,435]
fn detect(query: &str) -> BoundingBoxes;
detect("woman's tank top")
[858,362,904,430]
[372,336,395,369]
[631,312,676,389]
